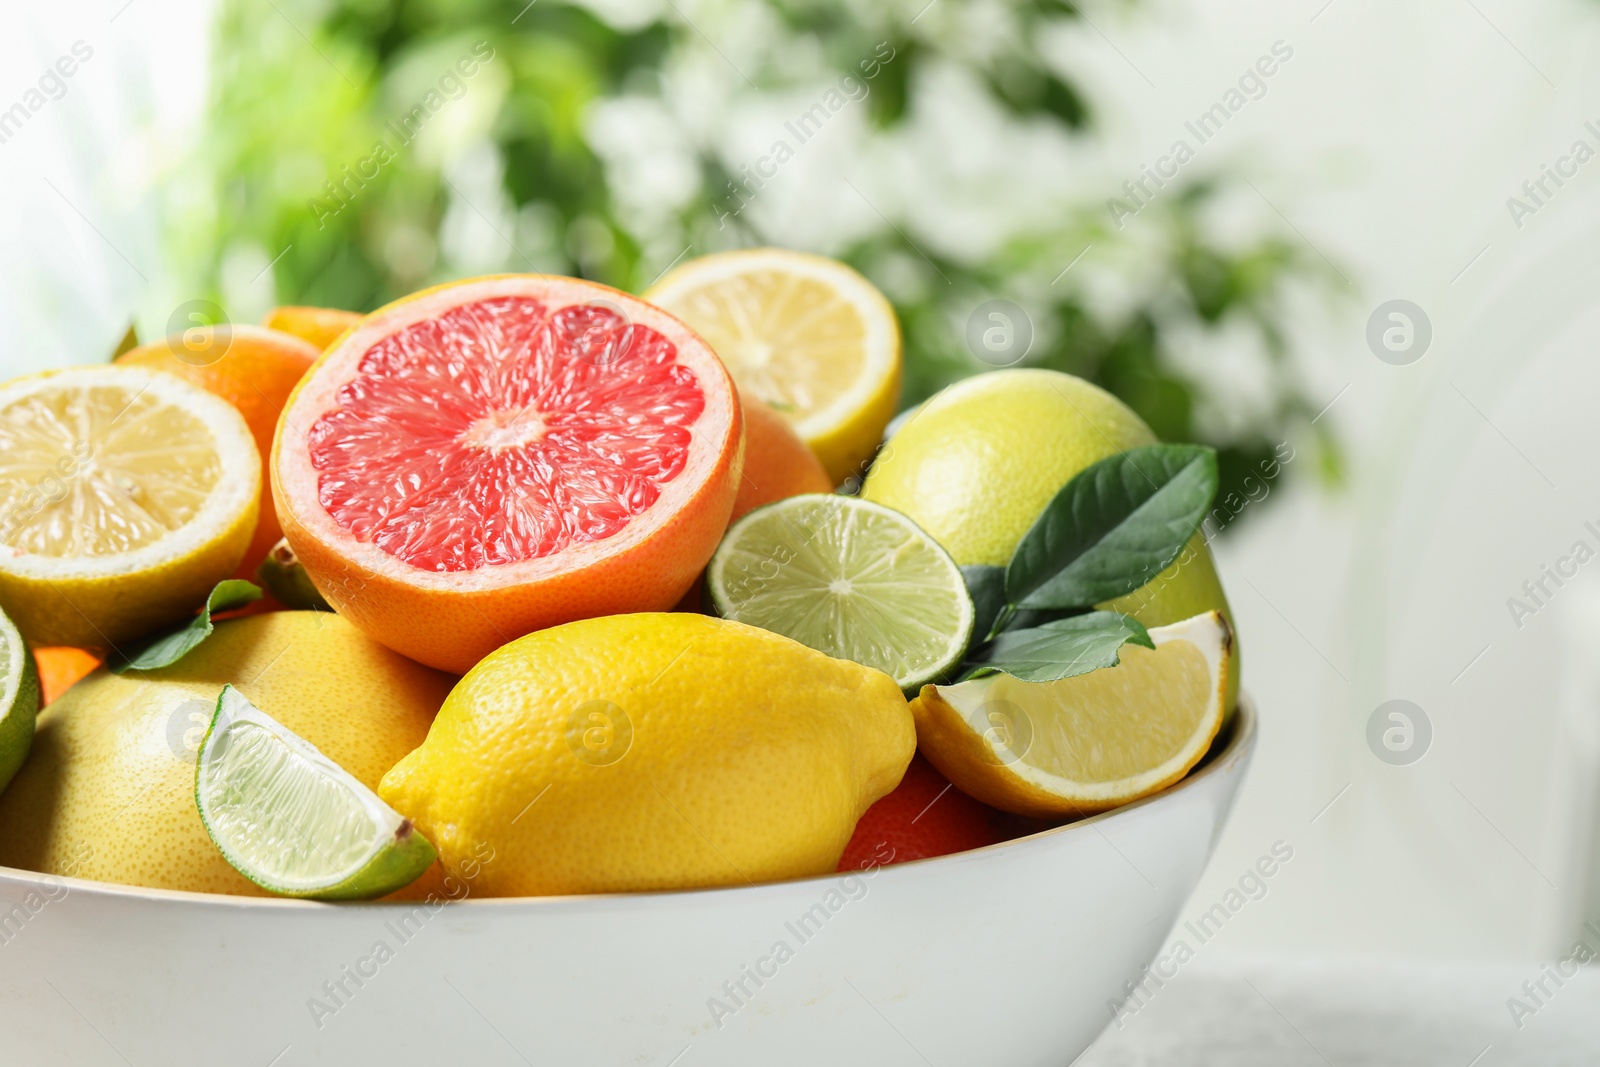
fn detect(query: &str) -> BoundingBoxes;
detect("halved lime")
[0,605,39,794]
[707,494,974,689]
[195,685,434,900]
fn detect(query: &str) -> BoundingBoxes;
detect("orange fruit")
[32,647,101,705]
[117,325,319,576]
[263,305,362,350]
[644,248,902,484]
[670,391,832,613]
[837,753,1035,872]
[272,275,744,673]
[731,388,833,521]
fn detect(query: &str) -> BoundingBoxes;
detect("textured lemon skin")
[0,498,258,650]
[0,612,452,898]
[862,369,1239,707]
[379,613,915,896]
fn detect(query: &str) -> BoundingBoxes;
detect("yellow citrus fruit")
[645,248,901,485]
[117,325,320,577]
[911,611,1231,818]
[862,369,1239,708]
[0,366,260,650]
[262,305,362,350]
[379,612,915,895]
[0,611,453,898]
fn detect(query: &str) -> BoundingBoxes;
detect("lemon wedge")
[0,367,259,648]
[911,610,1231,818]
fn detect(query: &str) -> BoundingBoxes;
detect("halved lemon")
[0,367,260,649]
[644,248,902,484]
[911,611,1231,818]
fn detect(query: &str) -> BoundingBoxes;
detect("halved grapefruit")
[272,275,744,673]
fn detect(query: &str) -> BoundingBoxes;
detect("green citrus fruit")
[862,369,1239,708]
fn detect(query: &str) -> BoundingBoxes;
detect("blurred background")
[6,0,1600,1058]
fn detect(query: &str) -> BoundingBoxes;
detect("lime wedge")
[0,605,39,794]
[707,494,974,689]
[195,685,434,900]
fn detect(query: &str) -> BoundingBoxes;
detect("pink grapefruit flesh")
[273,275,744,673]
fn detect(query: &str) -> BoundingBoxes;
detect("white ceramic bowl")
[0,701,1255,1067]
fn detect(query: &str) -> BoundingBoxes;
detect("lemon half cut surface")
[644,248,902,484]
[0,367,260,648]
[911,610,1231,818]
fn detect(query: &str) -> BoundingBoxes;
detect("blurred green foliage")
[180,0,1340,528]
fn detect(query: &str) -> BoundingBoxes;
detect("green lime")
[707,494,974,690]
[0,605,39,794]
[195,685,434,900]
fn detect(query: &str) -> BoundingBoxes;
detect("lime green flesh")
[195,687,433,900]
[0,606,39,795]
[708,495,974,690]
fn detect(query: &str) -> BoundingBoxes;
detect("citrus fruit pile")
[0,248,1239,902]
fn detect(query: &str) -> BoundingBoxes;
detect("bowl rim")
[0,698,1256,912]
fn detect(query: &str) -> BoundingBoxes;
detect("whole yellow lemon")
[863,369,1239,706]
[379,613,915,896]
[0,612,452,896]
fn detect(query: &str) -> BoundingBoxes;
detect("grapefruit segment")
[273,275,743,673]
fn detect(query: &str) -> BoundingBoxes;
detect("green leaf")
[108,581,263,674]
[961,565,1008,643]
[110,322,139,360]
[1005,445,1217,611]
[960,612,1154,683]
